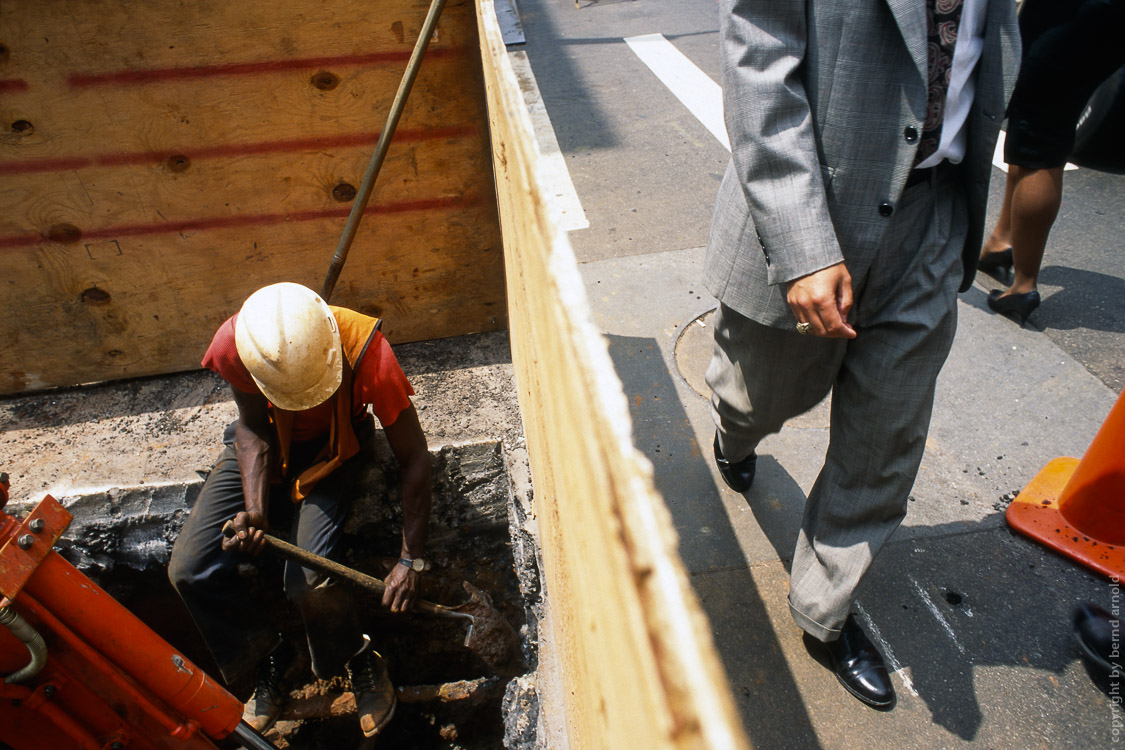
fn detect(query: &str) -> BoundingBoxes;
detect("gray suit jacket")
[705,0,1021,327]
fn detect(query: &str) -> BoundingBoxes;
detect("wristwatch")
[398,557,427,572]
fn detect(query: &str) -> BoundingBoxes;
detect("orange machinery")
[0,473,276,750]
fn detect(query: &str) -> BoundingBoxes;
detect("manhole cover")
[673,308,832,428]
[673,308,716,400]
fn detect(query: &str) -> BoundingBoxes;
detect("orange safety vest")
[271,307,381,502]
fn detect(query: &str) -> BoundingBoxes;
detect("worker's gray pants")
[706,167,967,642]
[169,418,374,686]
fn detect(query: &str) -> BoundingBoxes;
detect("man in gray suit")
[705,0,1020,708]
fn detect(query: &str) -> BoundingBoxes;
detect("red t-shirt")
[202,314,415,442]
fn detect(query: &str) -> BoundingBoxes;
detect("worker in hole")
[168,282,432,738]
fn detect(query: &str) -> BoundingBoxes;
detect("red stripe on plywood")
[0,157,92,174]
[0,193,479,250]
[67,48,462,88]
[0,80,29,93]
[0,126,477,175]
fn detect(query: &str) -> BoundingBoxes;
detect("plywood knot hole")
[332,182,357,202]
[106,349,124,358]
[81,287,111,306]
[165,154,191,173]
[47,223,82,244]
[11,119,33,135]
[311,71,340,91]
[0,44,10,63]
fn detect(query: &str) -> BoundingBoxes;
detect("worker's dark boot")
[346,636,397,738]
[243,640,305,733]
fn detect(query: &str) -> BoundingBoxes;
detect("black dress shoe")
[987,288,1040,327]
[1074,603,1121,677]
[816,616,896,710]
[978,247,1013,277]
[713,433,756,492]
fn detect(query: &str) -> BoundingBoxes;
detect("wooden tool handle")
[219,521,462,621]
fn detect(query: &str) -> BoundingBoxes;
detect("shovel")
[221,521,520,675]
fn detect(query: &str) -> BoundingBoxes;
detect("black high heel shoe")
[978,247,1013,277]
[987,288,1040,326]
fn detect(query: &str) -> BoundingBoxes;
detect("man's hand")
[221,510,268,556]
[786,262,857,339]
[382,563,419,613]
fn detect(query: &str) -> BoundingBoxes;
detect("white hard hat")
[234,283,343,411]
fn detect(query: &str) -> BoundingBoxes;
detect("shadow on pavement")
[603,334,1117,746]
[1036,265,1125,334]
[855,519,1116,741]
[519,0,621,153]
[963,264,1125,337]
[604,333,823,750]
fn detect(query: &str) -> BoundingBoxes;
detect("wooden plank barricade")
[475,3,752,747]
[0,0,506,393]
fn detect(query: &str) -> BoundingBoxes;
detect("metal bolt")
[29,518,45,533]
[165,154,191,173]
[332,182,357,202]
[46,223,81,244]
[43,685,56,698]
[111,743,124,750]
[16,535,33,550]
[81,287,111,305]
[311,70,340,90]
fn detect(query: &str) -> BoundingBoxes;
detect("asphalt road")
[516,0,1125,392]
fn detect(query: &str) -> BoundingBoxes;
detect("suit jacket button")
[904,126,919,143]
[878,202,894,217]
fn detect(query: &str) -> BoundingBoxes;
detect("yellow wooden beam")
[475,2,751,747]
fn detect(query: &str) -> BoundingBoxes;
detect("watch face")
[411,559,425,572]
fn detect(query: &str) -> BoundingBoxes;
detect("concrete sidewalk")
[580,245,1121,749]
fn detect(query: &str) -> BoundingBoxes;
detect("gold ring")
[796,322,813,335]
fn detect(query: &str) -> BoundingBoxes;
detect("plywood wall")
[0,0,505,393]
[475,2,752,747]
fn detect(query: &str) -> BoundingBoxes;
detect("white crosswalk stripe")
[625,33,730,151]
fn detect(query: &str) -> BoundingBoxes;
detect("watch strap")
[399,557,426,572]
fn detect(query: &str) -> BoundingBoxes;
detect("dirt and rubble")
[0,330,551,749]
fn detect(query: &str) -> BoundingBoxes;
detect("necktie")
[915,0,965,165]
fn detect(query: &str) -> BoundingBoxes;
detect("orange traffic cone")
[1006,389,1125,580]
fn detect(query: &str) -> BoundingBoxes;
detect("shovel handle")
[219,521,467,623]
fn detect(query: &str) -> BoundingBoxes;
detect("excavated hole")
[58,440,538,750]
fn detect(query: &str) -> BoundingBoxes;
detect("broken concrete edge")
[38,439,512,571]
[502,442,568,749]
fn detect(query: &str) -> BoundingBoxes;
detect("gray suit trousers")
[706,165,968,641]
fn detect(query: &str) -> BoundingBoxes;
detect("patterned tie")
[915,0,965,166]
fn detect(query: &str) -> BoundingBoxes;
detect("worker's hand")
[221,510,268,556]
[786,262,857,339]
[382,564,419,614]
